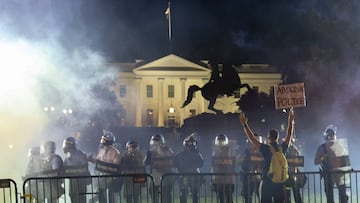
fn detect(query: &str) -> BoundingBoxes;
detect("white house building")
[110,54,282,127]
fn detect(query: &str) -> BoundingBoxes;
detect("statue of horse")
[181,63,252,114]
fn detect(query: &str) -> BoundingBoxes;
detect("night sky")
[1,0,360,178]
[2,0,359,65]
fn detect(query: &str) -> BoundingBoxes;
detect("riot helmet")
[215,134,229,146]
[41,141,56,155]
[150,134,165,147]
[323,124,337,141]
[100,130,115,146]
[126,140,139,152]
[183,134,198,150]
[62,137,78,153]
[28,146,40,158]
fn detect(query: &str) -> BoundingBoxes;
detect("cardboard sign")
[274,83,306,109]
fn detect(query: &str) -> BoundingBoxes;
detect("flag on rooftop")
[165,5,170,20]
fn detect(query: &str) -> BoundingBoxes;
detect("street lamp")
[169,106,175,113]
[62,108,73,114]
[169,100,175,113]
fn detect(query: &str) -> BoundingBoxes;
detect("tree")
[237,90,287,137]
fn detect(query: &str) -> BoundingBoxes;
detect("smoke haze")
[0,1,119,182]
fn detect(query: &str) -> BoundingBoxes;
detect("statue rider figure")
[209,62,241,97]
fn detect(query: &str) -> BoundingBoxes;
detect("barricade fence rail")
[22,174,154,203]
[0,179,18,203]
[1,170,356,203]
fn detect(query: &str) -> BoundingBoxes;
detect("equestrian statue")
[182,63,252,114]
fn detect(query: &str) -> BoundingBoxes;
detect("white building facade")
[111,54,282,127]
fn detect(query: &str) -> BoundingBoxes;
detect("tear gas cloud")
[292,60,360,171]
[0,2,119,182]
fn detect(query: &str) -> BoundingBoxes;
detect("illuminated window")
[146,109,153,126]
[146,85,153,98]
[168,85,174,98]
[189,109,196,117]
[119,85,126,98]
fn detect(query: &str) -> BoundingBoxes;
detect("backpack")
[268,145,289,183]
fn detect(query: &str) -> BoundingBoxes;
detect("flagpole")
[166,1,172,53]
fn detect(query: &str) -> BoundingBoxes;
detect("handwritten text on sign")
[274,83,306,109]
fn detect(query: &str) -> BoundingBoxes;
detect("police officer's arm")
[143,151,151,166]
[314,145,325,165]
[52,156,63,170]
[239,112,261,149]
[284,107,295,147]
[196,153,204,169]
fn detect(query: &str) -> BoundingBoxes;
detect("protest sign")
[274,83,306,109]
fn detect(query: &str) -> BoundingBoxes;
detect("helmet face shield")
[62,137,77,153]
[41,141,56,155]
[126,140,139,152]
[183,135,197,150]
[215,134,229,146]
[184,140,196,147]
[323,124,337,141]
[150,134,165,148]
[100,133,115,146]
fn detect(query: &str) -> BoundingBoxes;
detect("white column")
[157,78,164,127]
[135,77,142,127]
[180,78,186,126]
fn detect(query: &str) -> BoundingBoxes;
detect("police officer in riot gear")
[315,125,351,203]
[121,140,145,203]
[24,146,42,179]
[239,134,263,203]
[212,134,235,203]
[23,146,42,202]
[175,133,204,203]
[89,130,122,203]
[144,134,176,203]
[38,141,64,203]
[285,138,305,203]
[62,136,90,203]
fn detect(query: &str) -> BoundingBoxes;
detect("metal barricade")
[22,174,155,203]
[161,173,250,203]
[301,170,358,203]
[160,170,360,203]
[18,170,360,203]
[0,179,18,203]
